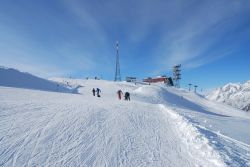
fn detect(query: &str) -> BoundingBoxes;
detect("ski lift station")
[126,77,137,82]
[143,76,174,86]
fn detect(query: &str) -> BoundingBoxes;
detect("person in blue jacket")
[96,88,101,97]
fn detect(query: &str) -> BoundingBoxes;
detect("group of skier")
[92,88,101,97]
[117,89,130,101]
[92,88,130,100]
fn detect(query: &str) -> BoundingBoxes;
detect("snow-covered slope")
[1,78,250,166]
[207,81,250,111]
[0,67,77,93]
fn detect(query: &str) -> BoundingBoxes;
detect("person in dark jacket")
[124,92,130,101]
[92,88,96,96]
[96,88,101,97]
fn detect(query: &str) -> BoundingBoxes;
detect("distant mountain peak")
[207,81,250,111]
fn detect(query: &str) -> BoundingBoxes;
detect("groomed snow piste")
[1,78,250,167]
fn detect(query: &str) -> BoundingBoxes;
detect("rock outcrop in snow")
[0,66,76,93]
[207,81,250,111]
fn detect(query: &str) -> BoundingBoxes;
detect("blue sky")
[0,0,250,90]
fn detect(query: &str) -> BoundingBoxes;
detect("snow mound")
[207,81,250,111]
[0,67,77,93]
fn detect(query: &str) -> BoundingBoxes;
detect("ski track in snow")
[0,80,248,166]
[178,111,250,167]
[133,84,250,166]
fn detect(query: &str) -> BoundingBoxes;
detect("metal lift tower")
[173,64,181,88]
[114,41,121,81]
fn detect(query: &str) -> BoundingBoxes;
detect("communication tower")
[114,41,121,81]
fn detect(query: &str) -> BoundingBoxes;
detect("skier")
[96,88,101,97]
[92,88,96,96]
[117,89,123,100]
[124,92,130,101]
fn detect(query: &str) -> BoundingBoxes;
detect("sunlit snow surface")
[0,79,250,166]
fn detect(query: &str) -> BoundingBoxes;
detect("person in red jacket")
[117,89,123,100]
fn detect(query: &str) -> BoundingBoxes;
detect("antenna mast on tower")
[114,41,121,81]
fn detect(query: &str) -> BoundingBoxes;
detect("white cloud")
[0,1,112,78]
[1,0,249,78]
[152,0,250,71]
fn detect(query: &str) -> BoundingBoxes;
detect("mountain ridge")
[207,81,250,111]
